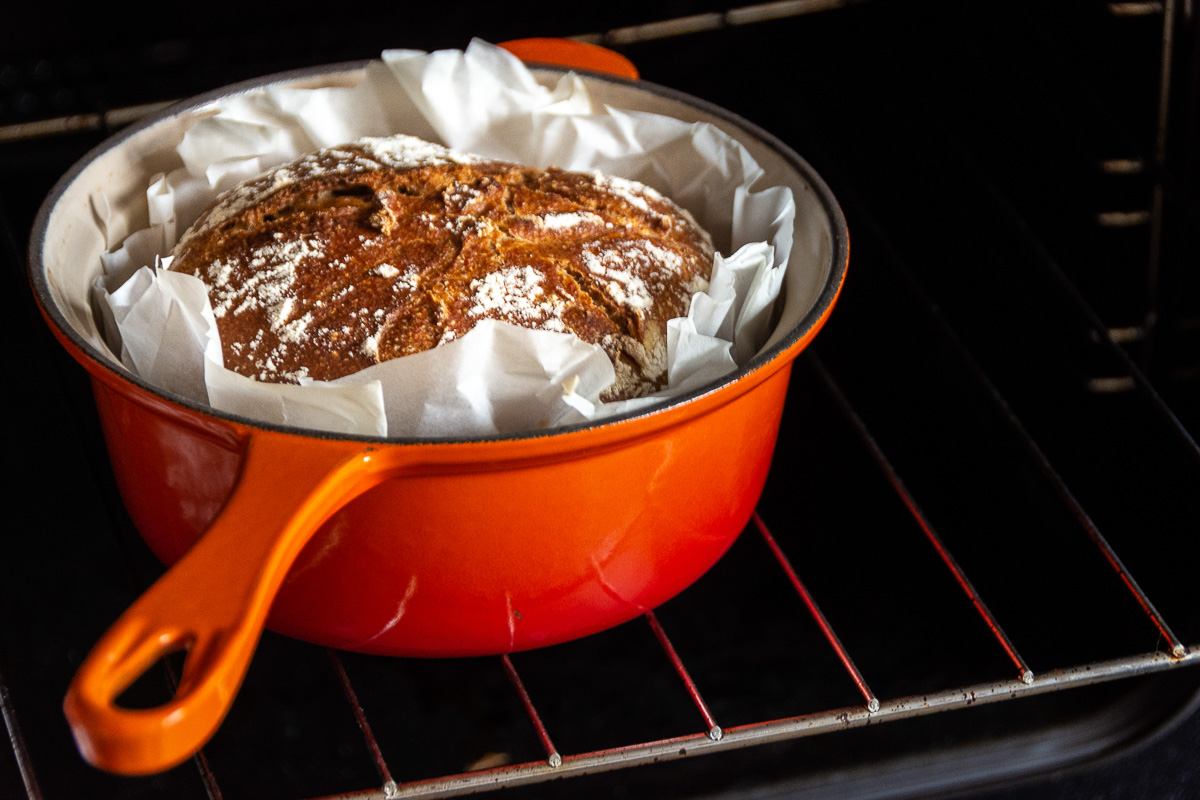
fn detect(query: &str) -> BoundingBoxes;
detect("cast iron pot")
[28,48,847,777]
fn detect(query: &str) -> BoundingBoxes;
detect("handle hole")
[113,643,190,710]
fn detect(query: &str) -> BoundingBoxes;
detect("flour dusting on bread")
[169,134,714,399]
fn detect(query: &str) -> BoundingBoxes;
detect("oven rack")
[5,316,1199,800]
[312,343,1199,800]
[296,496,1200,800]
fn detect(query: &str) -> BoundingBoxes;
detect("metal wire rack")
[307,495,1198,800]
[8,317,1195,800]
[220,345,1200,800]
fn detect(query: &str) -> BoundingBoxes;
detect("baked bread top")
[168,134,714,400]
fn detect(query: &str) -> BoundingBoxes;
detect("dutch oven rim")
[27,58,849,447]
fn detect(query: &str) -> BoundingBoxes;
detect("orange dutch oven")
[28,44,847,778]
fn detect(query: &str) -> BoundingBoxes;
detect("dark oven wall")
[3,2,1199,800]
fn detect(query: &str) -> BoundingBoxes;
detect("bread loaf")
[168,135,714,400]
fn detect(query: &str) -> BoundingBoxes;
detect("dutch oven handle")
[498,38,639,80]
[63,437,400,775]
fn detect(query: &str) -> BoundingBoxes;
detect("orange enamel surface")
[270,366,792,656]
[499,38,639,79]
[44,226,842,774]
[61,353,792,773]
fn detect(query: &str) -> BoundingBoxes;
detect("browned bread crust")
[168,135,714,400]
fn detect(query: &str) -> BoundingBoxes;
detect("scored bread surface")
[169,135,715,400]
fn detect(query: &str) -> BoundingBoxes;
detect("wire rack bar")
[328,650,399,798]
[356,646,1200,800]
[903,81,1200,473]
[945,335,1189,658]
[901,278,1185,657]
[824,151,1189,658]
[753,513,881,712]
[808,355,1035,683]
[500,655,561,768]
[954,190,1191,660]
[1083,532,1186,658]
[190,746,224,800]
[156,659,224,800]
[644,611,723,740]
[0,668,43,800]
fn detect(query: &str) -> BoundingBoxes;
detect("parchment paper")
[94,40,796,437]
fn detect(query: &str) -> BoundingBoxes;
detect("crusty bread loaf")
[169,135,714,400]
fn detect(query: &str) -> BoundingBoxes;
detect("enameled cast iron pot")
[28,46,848,778]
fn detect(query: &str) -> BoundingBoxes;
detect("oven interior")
[2,1,1199,798]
